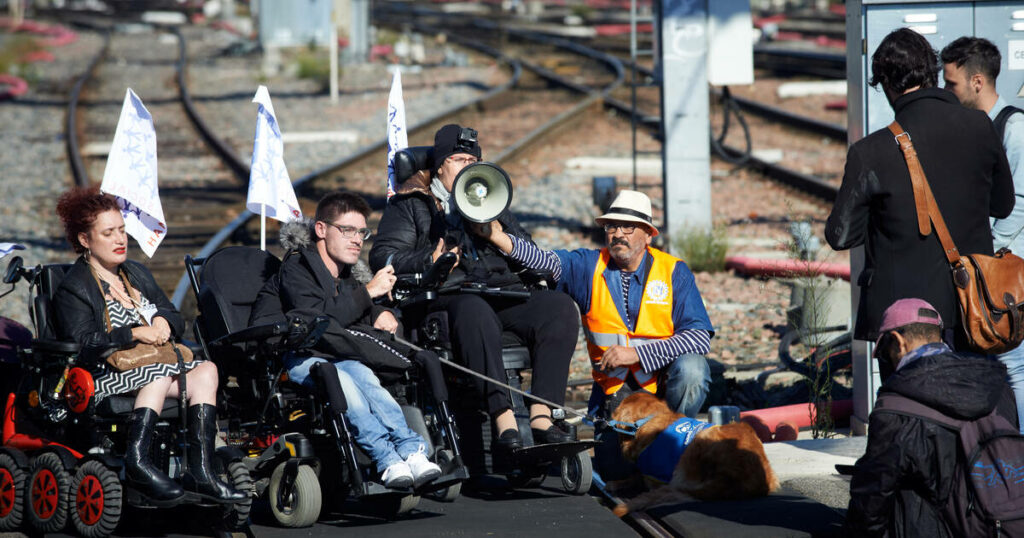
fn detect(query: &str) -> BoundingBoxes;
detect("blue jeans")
[662,353,712,418]
[997,345,1024,433]
[285,356,426,472]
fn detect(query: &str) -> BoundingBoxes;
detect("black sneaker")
[531,424,572,444]
[495,429,523,451]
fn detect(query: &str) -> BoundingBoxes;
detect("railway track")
[56,12,853,538]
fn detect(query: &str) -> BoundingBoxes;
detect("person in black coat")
[53,186,244,505]
[844,298,1018,537]
[369,124,579,449]
[826,28,1013,347]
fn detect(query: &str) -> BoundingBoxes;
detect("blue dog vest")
[635,417,714,483]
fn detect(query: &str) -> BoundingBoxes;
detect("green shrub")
[672,226,729,273]
[295,50,332,86]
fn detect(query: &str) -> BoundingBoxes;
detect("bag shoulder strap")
[874,391,964,431]
[994,105,1024,141]
[887,121,963,266]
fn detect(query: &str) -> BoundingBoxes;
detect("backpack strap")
[873,392,964,431]
[993,105,1023,142]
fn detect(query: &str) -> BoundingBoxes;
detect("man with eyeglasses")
[252,191,442,488]
[371,124,579,450]
[471,190,713,479]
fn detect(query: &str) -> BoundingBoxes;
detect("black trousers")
[431,289,579,415]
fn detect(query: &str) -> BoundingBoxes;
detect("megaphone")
[451,162,513,223]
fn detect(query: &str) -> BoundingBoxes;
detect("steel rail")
[65,24,112,187]
[168,35,525,307]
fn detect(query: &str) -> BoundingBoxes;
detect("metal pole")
[630,0,638,191]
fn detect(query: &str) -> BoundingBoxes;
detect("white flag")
[247,85,301,222]
[386,69,408,200]
[100,89,166,258]
[0,243,25,260]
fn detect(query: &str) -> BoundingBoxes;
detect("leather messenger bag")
[889,121,1024,354]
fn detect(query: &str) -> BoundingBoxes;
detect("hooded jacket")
[844,351,1018,537]
[53,257,184,368]
[368,173,533,289]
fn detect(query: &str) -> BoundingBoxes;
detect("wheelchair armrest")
[31,338,79,355]
[519,268,554,289]
[209,322,287,347]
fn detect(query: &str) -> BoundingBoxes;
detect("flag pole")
[261,203,266,251]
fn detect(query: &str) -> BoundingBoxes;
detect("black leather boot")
[125,407,185,505]
[181,404,247,503]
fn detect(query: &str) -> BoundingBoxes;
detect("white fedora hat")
[595,190,658,237]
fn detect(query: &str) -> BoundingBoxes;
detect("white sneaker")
[405,447,442,487]
[381,461,413,489]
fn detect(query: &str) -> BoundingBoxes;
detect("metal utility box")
[846,0,1024,435]
[257,0,334,48]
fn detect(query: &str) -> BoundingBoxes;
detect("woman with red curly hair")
[52,186,245,505]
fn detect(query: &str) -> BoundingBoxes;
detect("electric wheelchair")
[185,245,469,523]
[0,255,252,537]
[389,147,596,494]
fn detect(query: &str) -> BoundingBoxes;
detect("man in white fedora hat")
[472,189,714,479]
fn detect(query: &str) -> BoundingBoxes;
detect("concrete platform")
[764,436,865,510]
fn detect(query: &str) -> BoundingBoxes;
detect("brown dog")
[610,392,779,516]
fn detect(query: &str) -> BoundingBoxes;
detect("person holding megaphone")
[370,124,578,449]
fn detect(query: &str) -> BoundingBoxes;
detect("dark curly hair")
[869,28,939,95]
[55,185,122,253]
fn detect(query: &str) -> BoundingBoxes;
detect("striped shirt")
[508,235,712,373]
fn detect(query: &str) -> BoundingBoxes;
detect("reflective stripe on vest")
[582,247,679,395]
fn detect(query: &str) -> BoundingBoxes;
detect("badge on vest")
[644,279,670,305]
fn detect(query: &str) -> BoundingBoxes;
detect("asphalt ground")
[10,474,628,538]
[248,474,634,538]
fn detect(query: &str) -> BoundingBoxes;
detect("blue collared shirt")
[989,96,1024,253]
[505,235,714,372]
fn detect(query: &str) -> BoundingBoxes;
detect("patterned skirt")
[92,358,204,399]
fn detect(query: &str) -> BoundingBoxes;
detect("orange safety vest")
[583,247,678,395]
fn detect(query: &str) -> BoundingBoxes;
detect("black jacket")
[826,88,1013,340]
[368,181,533,289]
[844,351,1017,537]
[250,247,411,373]
[53,257,184,367]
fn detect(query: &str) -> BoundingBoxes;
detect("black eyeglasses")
[603,223,637,234]
[323,222,372,240]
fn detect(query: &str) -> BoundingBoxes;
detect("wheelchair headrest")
[34,264,73,341]
[197,246,281,341]
[394,146,433,184]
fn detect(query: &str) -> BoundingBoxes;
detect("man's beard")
[610,240,639,268]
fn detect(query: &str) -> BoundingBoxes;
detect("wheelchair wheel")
[220,459,254,531]
[560,452,592,495]
[426,449,460,502]
[269,462,321,528]
[69,460,121,538]
[26,452,70,533]
[0,451,26,531]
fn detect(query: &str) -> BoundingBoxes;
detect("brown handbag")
[93,267,194,371]
[106,342,193,372]
[889,121,1024,354]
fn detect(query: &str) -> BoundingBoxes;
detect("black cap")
[432,124,481,172]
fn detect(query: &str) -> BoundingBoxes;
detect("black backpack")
[874,392,1024,537]
[994,105,1023,142]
